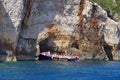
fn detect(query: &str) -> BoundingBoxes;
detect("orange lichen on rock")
[46,24,60,36]
[77,0,85,35]
[46,23,70,53]
[77,0,85,19]
[46,24,69,40]
[76,0,105,56]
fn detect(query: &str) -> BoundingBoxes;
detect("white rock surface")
[0,0,23,43]
[0,0,23,61]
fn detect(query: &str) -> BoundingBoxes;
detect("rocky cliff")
[0,0,120,61]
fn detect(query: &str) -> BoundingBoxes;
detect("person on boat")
[47,51,50,55]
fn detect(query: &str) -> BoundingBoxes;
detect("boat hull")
[38,54,79,61]
[67,58,78,61]
[38,54,52,60]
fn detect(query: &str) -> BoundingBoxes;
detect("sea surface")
[0,60,120,80]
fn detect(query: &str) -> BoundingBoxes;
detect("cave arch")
[103,42,113,61]
[39,37,56,53]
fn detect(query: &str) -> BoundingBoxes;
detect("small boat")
[38,52,79,61]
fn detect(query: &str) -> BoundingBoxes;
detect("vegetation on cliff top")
[90,0,120,21]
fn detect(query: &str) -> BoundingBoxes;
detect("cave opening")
[103,43,113,61]
[39,37,55,53]
[71,41,79,49]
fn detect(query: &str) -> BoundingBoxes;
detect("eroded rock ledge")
[0,0,120,61]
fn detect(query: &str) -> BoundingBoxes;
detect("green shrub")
[89,0,120,15]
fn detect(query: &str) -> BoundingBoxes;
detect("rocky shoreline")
[0,0,120,61]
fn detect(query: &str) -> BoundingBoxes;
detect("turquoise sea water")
[0,61,120,80]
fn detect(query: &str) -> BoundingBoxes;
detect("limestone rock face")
[0,0,120,61]
[104,19,120,60]
[0,0,23,61]
[17,0,80,60]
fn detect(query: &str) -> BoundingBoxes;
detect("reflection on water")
[0,61,120,80]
